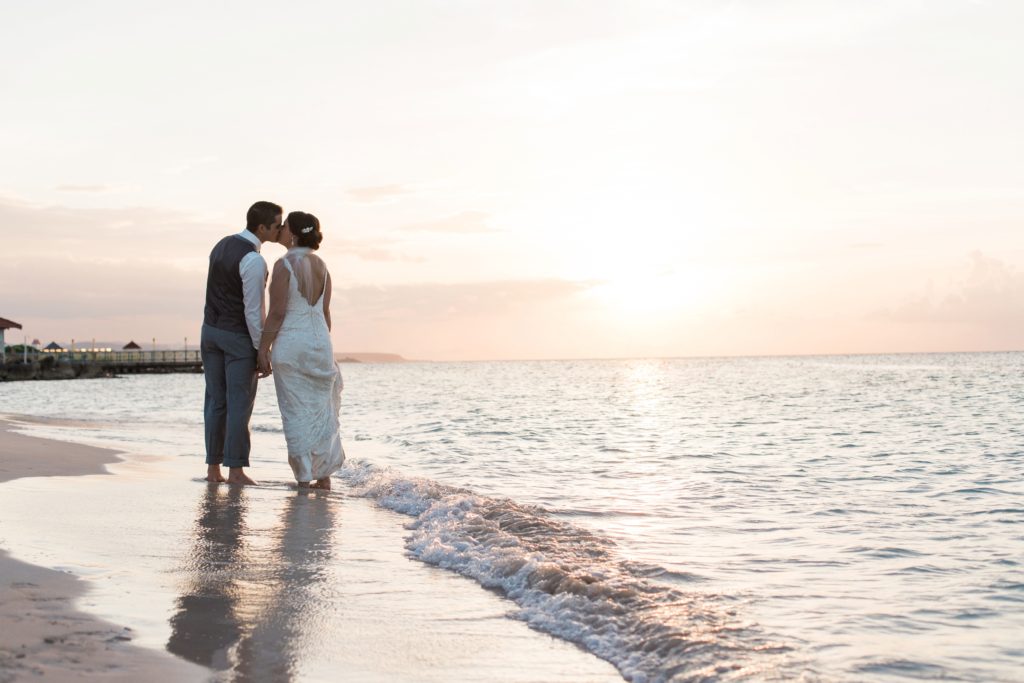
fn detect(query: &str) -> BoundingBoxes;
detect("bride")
[258,211,345,489]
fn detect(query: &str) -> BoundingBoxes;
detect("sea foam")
[339,460,799,682]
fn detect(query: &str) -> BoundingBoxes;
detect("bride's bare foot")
[205,464,226,483]
[311,477,332,490]
[226,467,258,486]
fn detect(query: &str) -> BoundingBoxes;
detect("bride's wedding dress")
[271,248,345,483]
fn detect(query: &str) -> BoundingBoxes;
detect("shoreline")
[0,418,208,681]
[0,418,122,483]
[0,416,624,682]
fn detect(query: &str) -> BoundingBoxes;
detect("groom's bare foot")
[311,477,332,490]
[205,464,226,483]
[226,467,258,486]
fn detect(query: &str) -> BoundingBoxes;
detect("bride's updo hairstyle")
[287,211,323,250]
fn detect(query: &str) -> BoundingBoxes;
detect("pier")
[87,349,203,374]
[1,350,203,381]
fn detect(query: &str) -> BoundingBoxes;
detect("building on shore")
[0,317,23,363]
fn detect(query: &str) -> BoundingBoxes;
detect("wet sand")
[0,419,207,681]
[0,418,121,483]
[0,418,623,682]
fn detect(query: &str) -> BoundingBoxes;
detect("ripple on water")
[2,353,1023,681]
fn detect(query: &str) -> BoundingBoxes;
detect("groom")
[200,201,282,486]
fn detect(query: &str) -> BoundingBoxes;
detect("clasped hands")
[257,348,273,378]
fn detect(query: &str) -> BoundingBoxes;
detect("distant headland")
[334,352,409,363]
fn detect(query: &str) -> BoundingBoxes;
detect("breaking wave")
[339,460,802,682]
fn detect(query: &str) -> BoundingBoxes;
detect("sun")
[587,268,721,320]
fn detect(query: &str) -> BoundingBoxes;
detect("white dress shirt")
[236,230,268,349]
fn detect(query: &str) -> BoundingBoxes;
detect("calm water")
[3,353,1023,681]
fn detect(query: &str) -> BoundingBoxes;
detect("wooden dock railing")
[44,350,204,365]
[3,350,204,380]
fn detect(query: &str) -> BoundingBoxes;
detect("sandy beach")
[0,417,623,682]
[0,420,207,681]
[0,418,121,484]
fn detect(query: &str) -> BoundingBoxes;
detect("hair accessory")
[300,226,314,234]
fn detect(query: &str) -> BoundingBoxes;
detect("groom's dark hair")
[246,201,283,233]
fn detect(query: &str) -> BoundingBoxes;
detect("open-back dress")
[270,247,345,483]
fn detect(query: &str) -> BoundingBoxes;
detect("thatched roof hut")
[44,341,65,352]
[123,340,143,350]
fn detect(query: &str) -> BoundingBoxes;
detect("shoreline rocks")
[0,359,116,382]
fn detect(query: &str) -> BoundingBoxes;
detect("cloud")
[0,197,226,342]
[0,255,203,352]
[163,156,219,175]
[0,194,596,355]
[333,278,593,322]
[872,251,1024,327]
[55,184,113,193]
[0,197,221,264]
[332,238,425,263]
[0,197,423,272]
[400,210,496,234]
[346,184,414,204]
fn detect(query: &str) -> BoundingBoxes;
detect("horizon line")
[380,348,1024,364]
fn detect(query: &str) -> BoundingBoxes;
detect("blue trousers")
[201,324,257,468]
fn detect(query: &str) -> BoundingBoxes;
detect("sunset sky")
[2,1,1022,360]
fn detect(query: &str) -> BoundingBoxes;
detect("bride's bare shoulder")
[308,252,329,272]
[271,257,291,276]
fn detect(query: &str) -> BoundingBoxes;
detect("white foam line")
[339,460,803,682]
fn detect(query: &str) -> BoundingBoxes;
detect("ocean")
[2,352,1022,681]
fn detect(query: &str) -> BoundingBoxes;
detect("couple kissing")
[200,201,345,490]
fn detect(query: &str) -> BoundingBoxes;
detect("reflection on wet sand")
[167,484,339,680]
[0,446,622,682]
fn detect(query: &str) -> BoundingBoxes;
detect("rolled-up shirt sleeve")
[239,251,268,349]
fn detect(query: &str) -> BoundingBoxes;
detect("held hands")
[257,348,273,378]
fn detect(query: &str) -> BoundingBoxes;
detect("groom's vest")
[203,235,258,336]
